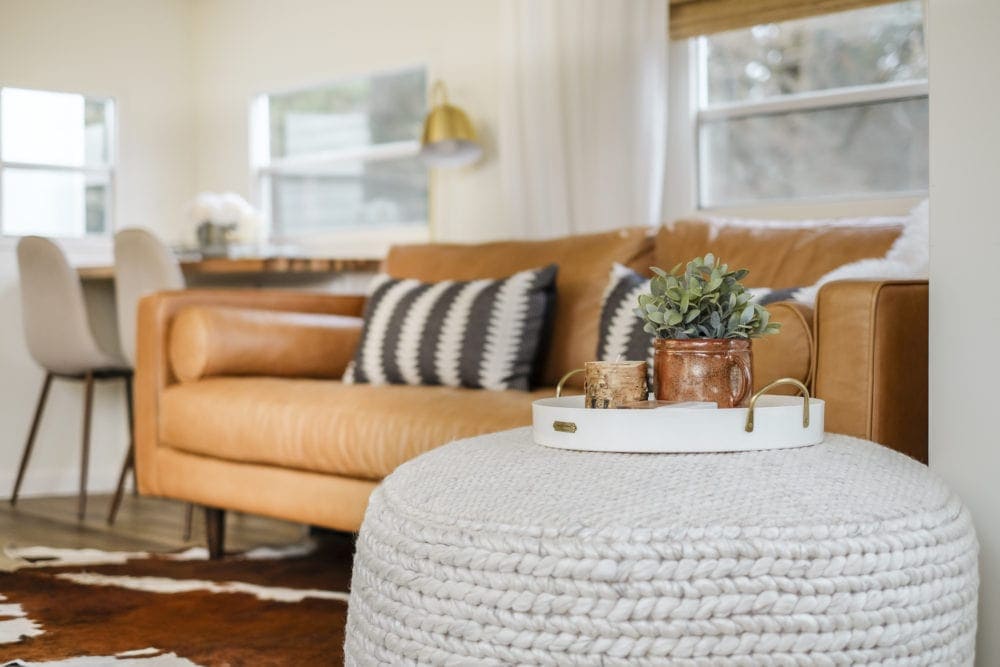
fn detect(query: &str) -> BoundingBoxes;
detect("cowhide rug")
[0,534,354,666]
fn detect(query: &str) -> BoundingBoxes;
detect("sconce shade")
[420,82,483,168]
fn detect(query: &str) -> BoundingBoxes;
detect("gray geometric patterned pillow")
[344,265,557,391]
[747,286,802,305]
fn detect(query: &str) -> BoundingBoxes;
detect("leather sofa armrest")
[135,289,366,495]
[170,306,363,383]
[813,280,928,462]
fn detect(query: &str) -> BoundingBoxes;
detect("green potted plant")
[637,254,780,408]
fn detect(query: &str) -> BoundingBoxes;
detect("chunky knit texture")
[346,428,978,665]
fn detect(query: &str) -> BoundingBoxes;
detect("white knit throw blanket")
[346,428,977,666]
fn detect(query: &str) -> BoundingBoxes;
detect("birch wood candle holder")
[577,360,649,409]
[556,361,649,408]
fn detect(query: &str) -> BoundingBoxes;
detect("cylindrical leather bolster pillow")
[751,301,815,393]
[170,306,363,383]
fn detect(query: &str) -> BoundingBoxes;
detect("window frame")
[0,86,117,239]
[664,8,929,222]
[249,65,429,244]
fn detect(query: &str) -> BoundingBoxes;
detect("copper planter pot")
[653,338,753,408]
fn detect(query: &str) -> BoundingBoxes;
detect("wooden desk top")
[78,256,383,280]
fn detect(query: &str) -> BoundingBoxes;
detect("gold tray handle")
[745,378,810,433]
[555,368,585,398]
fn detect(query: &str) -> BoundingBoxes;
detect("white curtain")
[499,0,669,238]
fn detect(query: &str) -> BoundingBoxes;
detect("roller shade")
[670,0,900,39]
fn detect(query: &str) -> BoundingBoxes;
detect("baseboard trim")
[0,468,124,499]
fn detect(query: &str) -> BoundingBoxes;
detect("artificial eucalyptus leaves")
[637,254,781,340]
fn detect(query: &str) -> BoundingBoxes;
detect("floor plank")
[0,493,307,553]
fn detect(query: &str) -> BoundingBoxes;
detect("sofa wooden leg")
[183,504,195,541]
[205,507,226,560]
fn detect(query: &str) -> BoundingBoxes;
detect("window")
[0,87,115,237]
[692,1,927,209]
[252,67,427,238]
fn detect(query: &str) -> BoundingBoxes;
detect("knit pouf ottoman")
[346,428,978,665]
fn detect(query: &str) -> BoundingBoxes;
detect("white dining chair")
[13,236,130,521]
[113,228,185,366]
[109,228,189,528]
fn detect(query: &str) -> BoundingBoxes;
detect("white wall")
[0,0,197,497]
[189,0,508,245]
[927,0,1000,663]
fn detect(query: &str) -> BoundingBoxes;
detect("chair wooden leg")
[183,504,195,541]
[205,507,226,560]
[107,447,133,525]
[78,371,94,522]
[107,374,134,525]
[11,373,54,506]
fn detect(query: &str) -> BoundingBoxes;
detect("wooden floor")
[0,493,307,553]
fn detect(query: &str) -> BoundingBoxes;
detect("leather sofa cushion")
[160,378,549,480]
[158,303,810,481]
[170,306,362,383]
[384,227,654,387]
[655,219,903,289]
[158,302,810,483]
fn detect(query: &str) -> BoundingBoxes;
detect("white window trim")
[698,79,928,122]
[260,140,420,176]
[249,67,428,248]
[0,87,117,240]
[665,24,929,222]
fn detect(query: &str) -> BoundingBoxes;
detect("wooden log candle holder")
[583,360,648,409]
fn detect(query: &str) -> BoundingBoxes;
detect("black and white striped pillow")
[597,264,655,375]
[596,264,801,371]
[343,265,557,391]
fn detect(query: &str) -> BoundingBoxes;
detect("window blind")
[670,0,899,39]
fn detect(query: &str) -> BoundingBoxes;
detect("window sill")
[691,194,925,222]
[269,224,430,258]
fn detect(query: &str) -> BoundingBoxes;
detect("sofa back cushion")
[384,227,654,386]
[655,218,904,289]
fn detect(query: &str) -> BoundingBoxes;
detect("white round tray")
[532,394,825,453]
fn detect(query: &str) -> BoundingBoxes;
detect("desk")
[77,256,382,281]
[75,256,381,353]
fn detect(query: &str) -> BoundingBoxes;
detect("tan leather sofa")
[135,219,927,552]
